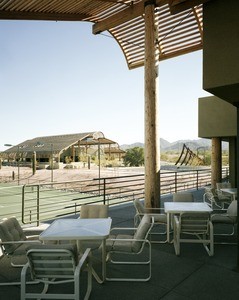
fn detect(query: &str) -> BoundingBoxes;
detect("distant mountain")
[120,142,144,150]
[120,138,229,152]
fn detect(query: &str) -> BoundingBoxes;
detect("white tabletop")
[39,218,112,241]
[220,188,237,195]
[164,202,212,214]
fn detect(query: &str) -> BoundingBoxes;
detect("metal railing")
[0,167,229,225]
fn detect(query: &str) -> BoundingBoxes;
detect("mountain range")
[120,138,229,152]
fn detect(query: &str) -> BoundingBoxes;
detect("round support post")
[144,1,160,208]
[211,137,222,188]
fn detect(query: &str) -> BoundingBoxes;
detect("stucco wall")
[203,0,239,104]
[198,96,237,138]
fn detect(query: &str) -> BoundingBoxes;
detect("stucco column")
[211,137,221,188]
[228,137,237,187]
[144,1,160,208]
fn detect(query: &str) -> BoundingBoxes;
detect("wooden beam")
[169,0,211,14]
[0,10,88,21]
[93,0,168,34]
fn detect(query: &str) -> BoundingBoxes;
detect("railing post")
[196,170,199,190]
[37,185,40,226]
[103,178,106,205]
[22,185,25,224]
[175,172,177,193]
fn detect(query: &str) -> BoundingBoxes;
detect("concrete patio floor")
[0,188,239,300]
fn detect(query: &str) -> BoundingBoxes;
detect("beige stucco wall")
[203,0,239,104]
[198,96,237,138]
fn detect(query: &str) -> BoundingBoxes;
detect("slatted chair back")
[174,212,214,256]
[180,212,210,235]
[27,245,78,281]
[21,244,92,300]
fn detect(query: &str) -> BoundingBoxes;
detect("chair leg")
[106,242,151,282]
[149,223,168,244]
[173,221,180,256]
[85,259,92,300]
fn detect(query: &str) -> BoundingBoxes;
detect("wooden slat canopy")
[0,0,206,69]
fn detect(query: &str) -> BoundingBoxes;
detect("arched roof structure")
[3,131,121,158]
[0,0,207,69]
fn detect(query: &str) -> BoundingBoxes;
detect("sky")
[0,20,210,151]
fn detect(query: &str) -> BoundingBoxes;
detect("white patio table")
[164,202,212,242]
[39,218,112,283]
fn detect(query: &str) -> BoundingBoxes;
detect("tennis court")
[0,182,104,225]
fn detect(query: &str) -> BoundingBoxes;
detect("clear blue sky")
[0,20,210,151]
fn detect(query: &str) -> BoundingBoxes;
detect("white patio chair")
[133,199,167,243]
[203,187,231,209]
[105,214,154,281]
[78,204,109,251]
[216,182,234,202]
[0,217,43,268]
[173,192,194,202]
[21,244,92,300]
[211,200,237,240]
[79,204,108,219]
[173,212,214,256]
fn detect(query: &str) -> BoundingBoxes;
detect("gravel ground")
[0,165,145,184]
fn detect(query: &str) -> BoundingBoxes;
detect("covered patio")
[0,189,238,299]
[0,0,207,207]
[1,0,239,296]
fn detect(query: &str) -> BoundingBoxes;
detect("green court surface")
[0,183,103,225]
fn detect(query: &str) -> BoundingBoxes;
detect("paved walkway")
[1,188,239,299]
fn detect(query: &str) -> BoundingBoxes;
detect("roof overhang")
[0,0,209,69]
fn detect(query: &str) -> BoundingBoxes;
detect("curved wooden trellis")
[175,143,205,166]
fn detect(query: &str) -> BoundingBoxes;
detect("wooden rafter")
[93,0,168,34]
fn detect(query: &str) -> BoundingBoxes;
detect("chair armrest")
[110,227,137,234]
[107,237,150,244]
[23,224,49,236]
[0,240,41,245]
[211,208,227,214]
[23,229,42,236]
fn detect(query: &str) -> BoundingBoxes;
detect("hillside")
[121,138,229,152]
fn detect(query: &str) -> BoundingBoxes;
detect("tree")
[123,147,144,167]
